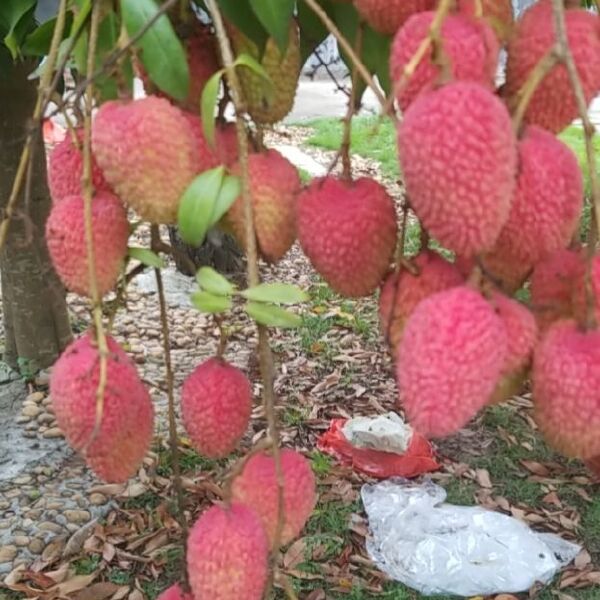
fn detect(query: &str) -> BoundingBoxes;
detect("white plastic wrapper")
[362,479,581,597]
[341,412,413,454]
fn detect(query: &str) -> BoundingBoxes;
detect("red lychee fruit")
[47,129,111,203]
[231,449,316,547]
[181,358,251,458]
[50,333,154,482]
[456,0,514,44]
[397,285,507,438]
[157,584,193,600]
[530,248,583,330]
[505,0,600,133]
[488,293,538,404]
[297,177,397,298]
[379,251,463,353]
[92,96,198,224]
[398,81,517,256]
[533,319,600,459]
[390,12,499,111]
[187,503,268,600]
[226,149,300,263]
[184,113,239,173]
[484,126,583,268]
[45,192,129,297]
[353,0,436,35]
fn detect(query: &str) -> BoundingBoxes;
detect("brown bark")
[0,60,72,373]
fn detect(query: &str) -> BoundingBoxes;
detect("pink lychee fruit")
[379,250,463,353]
[484,126,583,268]
[45,192,129,297]
[50,333,154,482]
[231,449,316,548]
[504,0,600,133]
[47,129,111,203]
[184,113,239,173]
[456,0,514,44]
[533,319,600,459]
[187,503,268,600]
[398,81,517,256]
[181,358,252,458]
[297,177,397,298]
[488,293,538,404]
[92,96,198,224]
[390,12,499,111]
[226,149,300,263]
[353,0,436,35]
[157,584,193,600]
[396,285,507,438]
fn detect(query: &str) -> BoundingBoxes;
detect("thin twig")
[301,0,387,108]
[155,264,190,592]
[0,0,69,251]
[205,2,286,596]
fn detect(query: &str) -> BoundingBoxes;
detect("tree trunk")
[0,60,72,373]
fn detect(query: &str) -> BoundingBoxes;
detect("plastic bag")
[362,478,581,597]
[317,418,439,479]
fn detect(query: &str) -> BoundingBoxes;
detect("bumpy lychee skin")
[397,285,507,438]
[486,126,583,268]
[488,293,538,404]
[181,358,251,458]
[231,449,316,548]
[187,503,268,600]
[297,177,397,298]
[227,150,300,263]
[398,82,517,256]
[47,129,111,203]
[50,333,154,483]
[505,0,600,133]
[230,24,300,124]
[184,114,239,173]
[391,12,499,111]
[157,584,193,600]
[379,251,463,353]
[92,96,198,224]
[456,0,514,44]
[353,0,435,35]
[530,248,582,330]
[46,192,129,297]
[533,320,600,459]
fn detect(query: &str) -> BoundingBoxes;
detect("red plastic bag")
[317,419,440,479]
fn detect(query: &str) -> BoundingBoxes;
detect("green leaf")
[196,267,235,296]
[234,52,270,82]
[241,283,308,304]
[245,302,301,328]
[128,247,165,268]
[192,291,232,314]
[212,174,241,223]
[248,0,294,53]
[121,0,189,101]
[201,69,225,148]
[22,13,73,57]
[217,0,268,53]
[177,167,225,247]
[297,0,331,64]
[2,0,36,59]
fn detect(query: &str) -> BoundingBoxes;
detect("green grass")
[559,125,600,198]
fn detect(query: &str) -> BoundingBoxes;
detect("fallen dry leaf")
[283,538,307,570]
[575,549,592,570]
[73,582,121,600]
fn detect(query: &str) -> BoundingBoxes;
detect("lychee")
[187,503,268,600]
[397,285,507,438]
[297,177,397,298]
[230,23,300,124]
[456,0,514,44]
[92,96,198,224]
[353,0,436,35]
[157,584,193,600]
[390,12,499,111]
[398,81,517,256]
[488,293,538,404]
[184,113,239,173]
[45,192,129,297]
[379,251,463,353]
[226,149,300,263]
[47,129,111,203]
[533,319,600,459]
[485,126,583,267]
[50,333,154,482]
[181,358,251,458]
[231,449,316,547]
[504,0,600,133]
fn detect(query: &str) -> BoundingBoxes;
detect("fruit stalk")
[204,1,287,595]
[0,0,69,252]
